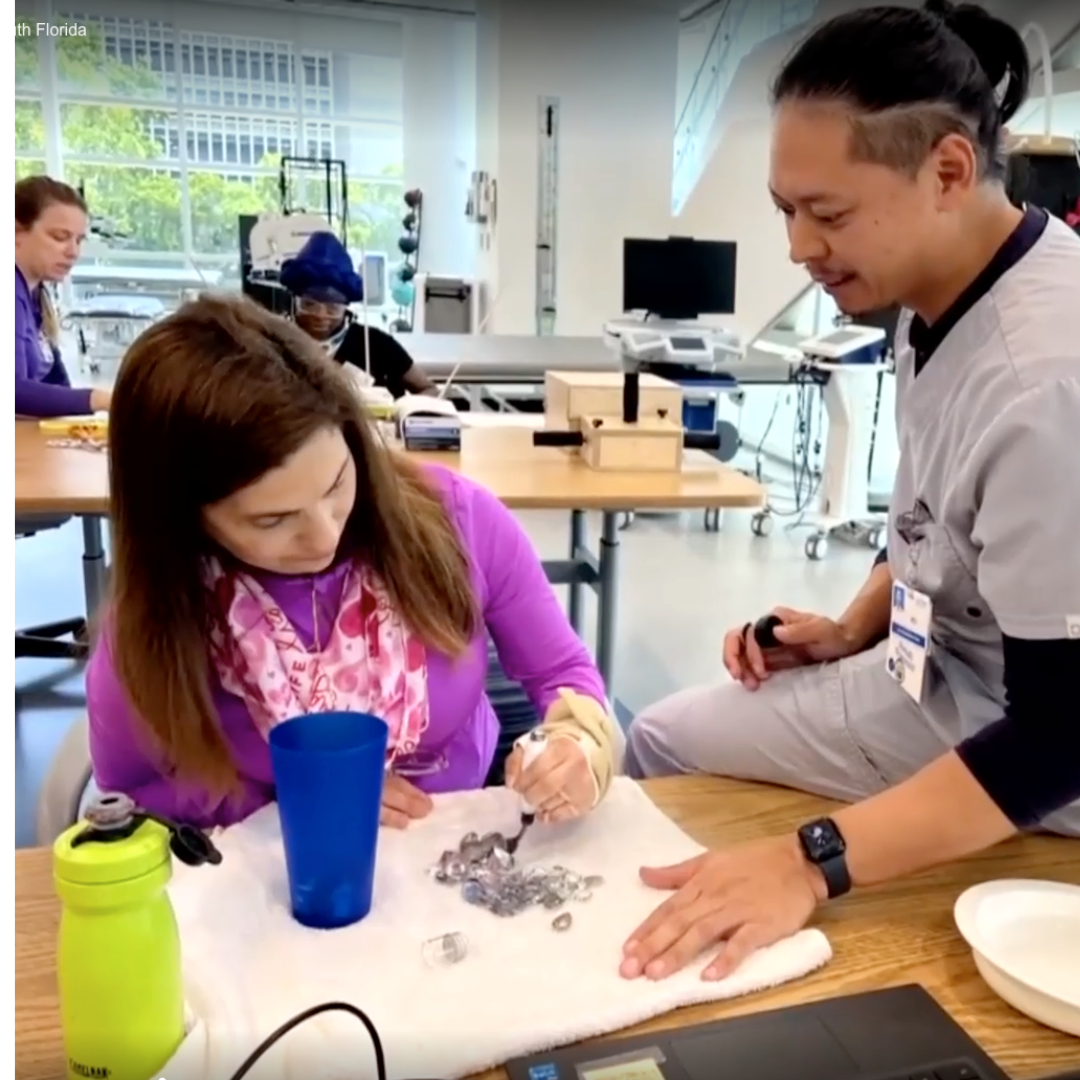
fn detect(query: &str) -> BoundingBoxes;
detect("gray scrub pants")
[625,640,1080,838]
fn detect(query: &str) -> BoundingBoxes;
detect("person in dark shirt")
[279,232,435,398]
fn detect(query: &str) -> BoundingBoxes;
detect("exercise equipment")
[389,190,423,333]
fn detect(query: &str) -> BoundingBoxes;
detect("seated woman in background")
[280,231,435,398]
[86,294,619,830]
[15,176,111,417]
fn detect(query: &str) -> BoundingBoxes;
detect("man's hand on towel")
[380,774,433,829]
[619,835,827,981]
[505,736,597,823]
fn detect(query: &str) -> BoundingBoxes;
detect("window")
[55,17,183,259]
[15,158,47,182]
[346,173,407,259]
[16,7,44,180]
[16,12,40,91]
[34,6,405,306]
[332,122,404,179]
[65,161,184,252]
[189,170,276,255]
[16,99,45,157]
[59,12,173,102]
[61,101,174,159]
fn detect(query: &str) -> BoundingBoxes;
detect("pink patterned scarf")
[203,557,429,758]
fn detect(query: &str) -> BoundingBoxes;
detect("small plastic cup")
[269,711,389,930]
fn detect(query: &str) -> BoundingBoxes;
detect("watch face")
[801,818,846,862]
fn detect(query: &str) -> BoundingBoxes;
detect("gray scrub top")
[887,212,1080,746]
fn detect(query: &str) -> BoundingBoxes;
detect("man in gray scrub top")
[618,0,1080,984]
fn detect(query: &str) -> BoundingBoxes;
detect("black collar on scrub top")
[909,205,1049,377]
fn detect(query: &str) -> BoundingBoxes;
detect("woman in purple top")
[14,176,111,417]
[86,294,620,831]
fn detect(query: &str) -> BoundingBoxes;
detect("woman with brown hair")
[86,294,620,830]
[14,175,111,417]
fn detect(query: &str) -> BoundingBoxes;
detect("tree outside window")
[15,17,406,267]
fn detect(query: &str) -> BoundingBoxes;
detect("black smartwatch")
[797,817,851,899]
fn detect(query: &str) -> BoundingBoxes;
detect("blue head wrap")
[279,231,364,304]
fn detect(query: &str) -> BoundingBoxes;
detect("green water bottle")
[53,793,222,1080]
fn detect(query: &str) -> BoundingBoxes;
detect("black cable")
[753,391,782,482]
[226,1002,387,1080]
[790,377,811,509]
[763,367,824,521]
[866,369,884,485]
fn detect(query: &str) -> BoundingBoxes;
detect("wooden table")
[14,421,763,693]
[14,420,762,516]
[16,778,1080,1080]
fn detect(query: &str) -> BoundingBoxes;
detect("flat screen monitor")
[623,237,737,320]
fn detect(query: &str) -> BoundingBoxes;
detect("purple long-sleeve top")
[86,466,607,829]
[14,264,93,418]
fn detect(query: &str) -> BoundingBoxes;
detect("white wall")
[402,15,477,278]
[472,0,679,336]
[673,0,902,483]
[1013,88,1080,138]
[472,1,501,319]
[1006,0,1080,61]
[675,15,717,125]
[67,0,404,58]
[674,19,826,344]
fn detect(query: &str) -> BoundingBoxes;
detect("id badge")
[886,582,932,702]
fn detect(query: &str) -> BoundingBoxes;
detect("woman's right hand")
[722,607,861,691]
[89,388,112,412]
[380,773,433,829]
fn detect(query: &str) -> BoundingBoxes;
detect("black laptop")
[506,985,1015,1080]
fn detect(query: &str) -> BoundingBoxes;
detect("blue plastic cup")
[269,711,389,930]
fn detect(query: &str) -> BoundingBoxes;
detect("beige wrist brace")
[538,687,620,807]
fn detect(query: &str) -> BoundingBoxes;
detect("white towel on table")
[163,778,831,1080]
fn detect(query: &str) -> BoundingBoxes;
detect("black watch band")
[798,817,852,900]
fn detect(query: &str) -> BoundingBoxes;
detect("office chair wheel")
[750,512,773,538]
[805,534,829,561]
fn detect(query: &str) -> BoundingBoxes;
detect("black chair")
[483,641,540,787]
[15,517,89,662]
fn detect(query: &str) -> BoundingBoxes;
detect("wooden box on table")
[543,371,682,429]
[543,371,685,472]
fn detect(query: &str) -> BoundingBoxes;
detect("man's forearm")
[831,752,1016,887]
[837,560,892,651]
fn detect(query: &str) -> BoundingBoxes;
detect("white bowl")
[954,879,1080,1037]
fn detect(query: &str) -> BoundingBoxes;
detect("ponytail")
[39,285,61,348]
[772,1,1030,181]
